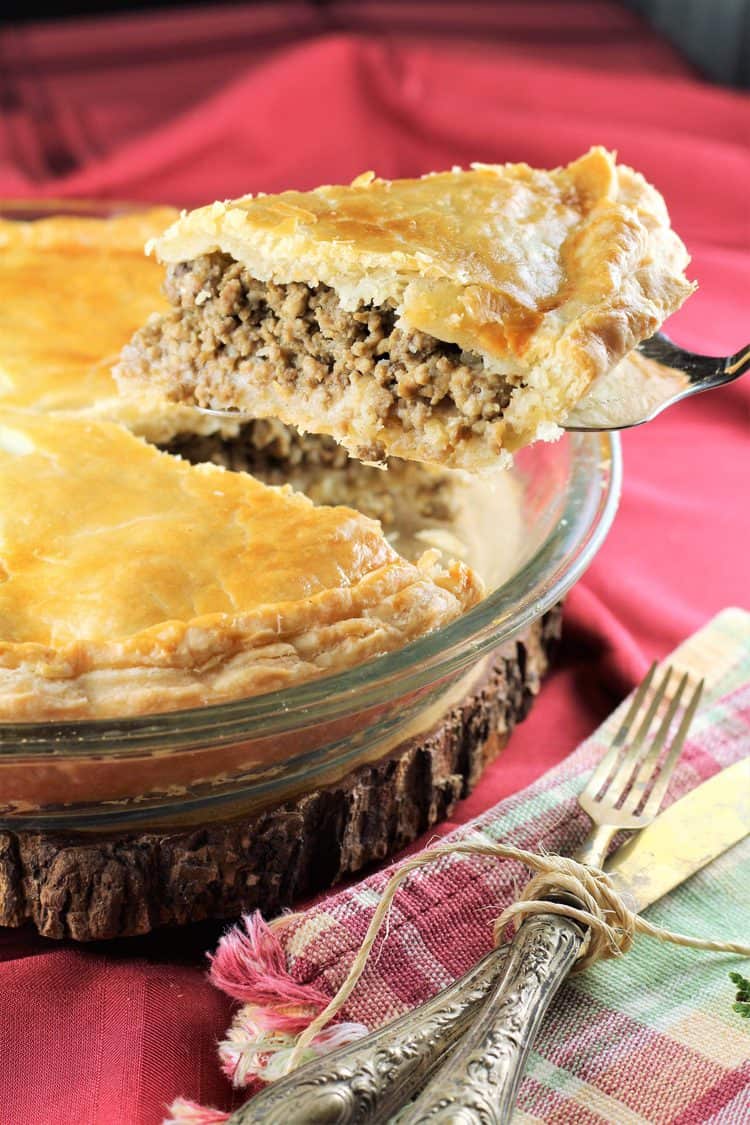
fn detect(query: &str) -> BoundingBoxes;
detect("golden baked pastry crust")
[0,208,225,443]
[0,411,481,720]
[117,148,694,469]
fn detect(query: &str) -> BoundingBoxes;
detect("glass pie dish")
[0,197,622,850]
[0,427,621,832]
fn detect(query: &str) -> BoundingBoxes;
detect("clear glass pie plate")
[0,198,622,834]
[0,435,621,832]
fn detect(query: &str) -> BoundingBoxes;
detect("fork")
[399,663,703,1125]
[228,664,702,1125]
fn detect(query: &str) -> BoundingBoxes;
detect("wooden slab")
[0,607,561,941]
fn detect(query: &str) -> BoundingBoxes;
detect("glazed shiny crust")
[0,208,227,443]
[0,411,481,720]
[131,147,695,468]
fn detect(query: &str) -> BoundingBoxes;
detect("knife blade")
[230,760,749,1124]
[606,756,749,908]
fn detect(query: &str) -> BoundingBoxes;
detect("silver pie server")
[194,333,750,433]
[563,331,750,431]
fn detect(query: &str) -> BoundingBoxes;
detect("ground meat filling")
[156,253,513,434]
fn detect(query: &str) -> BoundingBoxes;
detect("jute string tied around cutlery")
[279,838,750,1075]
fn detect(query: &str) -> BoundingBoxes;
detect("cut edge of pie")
[0,410,482,721]
[0,207,239,445]
[163,417,468,531]
[115,147,695,470]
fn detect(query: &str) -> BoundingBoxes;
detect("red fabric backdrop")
[0,4,748,1123]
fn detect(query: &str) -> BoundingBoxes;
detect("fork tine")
[584,662,658,798]
[620,672,688,814]
[639,678,704,819]
[603,664,673,808]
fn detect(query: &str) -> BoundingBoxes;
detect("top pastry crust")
[0,410,481,720]
[0,209,226,443]
[117,147,694,469]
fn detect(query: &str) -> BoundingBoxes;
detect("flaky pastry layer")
[0,411,481,719]
[116,147,694,469]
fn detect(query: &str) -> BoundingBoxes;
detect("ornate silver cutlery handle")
[228,946,510,1124]
[398,913,585,1124]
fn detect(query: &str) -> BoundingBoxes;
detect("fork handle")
[400,911,585,1124]
[226,946,512,1124]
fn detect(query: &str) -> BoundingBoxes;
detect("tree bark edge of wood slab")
[0,607,562,941]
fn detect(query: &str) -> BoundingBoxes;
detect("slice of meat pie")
[0,410,481,720]
[116,147,694,470]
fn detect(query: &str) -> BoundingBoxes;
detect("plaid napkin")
[183,609,750,1124]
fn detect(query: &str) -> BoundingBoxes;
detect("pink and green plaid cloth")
[214,609,750,1124]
